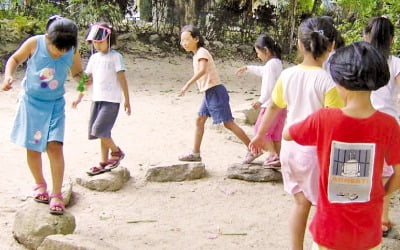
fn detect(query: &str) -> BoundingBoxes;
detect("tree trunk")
[140,0,152,22]
[288,0,298,55]
[311,0,322,15]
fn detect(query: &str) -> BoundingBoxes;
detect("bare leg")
[27,149,45,185]
[193,116,208,153]
[100,137,118,162]
[274,141,282,155]
[382,177,391,233]
[27,149,47,200]
[223,121,250,147]
[290,192,312,250]
[264,140,276,155]
[46,141,64,212]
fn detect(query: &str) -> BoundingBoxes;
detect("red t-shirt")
[289,108,400,250]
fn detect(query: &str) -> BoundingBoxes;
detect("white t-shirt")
[371,55,400,121]
[85,50,126,103]
[247,58,282,108]
[272,64,343,127]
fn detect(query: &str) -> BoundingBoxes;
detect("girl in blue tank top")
[1,17,83,215]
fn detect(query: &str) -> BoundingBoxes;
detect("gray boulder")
[38,234,120,250]
[146,162,206,182]
[13,201,75,249]
[76,166,130,192]
[227,163,282,182]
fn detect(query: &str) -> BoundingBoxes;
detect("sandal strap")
[50,193,63,200]
[110,147,124,157]
[33,183,47,191]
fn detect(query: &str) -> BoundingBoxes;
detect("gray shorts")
[88,101,120,140]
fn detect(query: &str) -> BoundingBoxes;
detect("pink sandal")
[33,183,49,204]
[87,162,110,176]
[105,147,125,170]
[49,193,65,215]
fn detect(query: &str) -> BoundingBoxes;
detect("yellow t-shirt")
[272,64,343,126]
[193,47,221,92]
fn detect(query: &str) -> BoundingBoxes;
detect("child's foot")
[105,147,125,170]
[49,193,65,215]
[33,183,49,204]
[263,154,281,169]
[178,152,201,162]
[87,162,110,176]
[242,150,262,164]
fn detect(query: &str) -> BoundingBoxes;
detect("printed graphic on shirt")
[39,68,58,89]
[328,141,375,203]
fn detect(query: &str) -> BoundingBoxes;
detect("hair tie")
[317,30,324,35]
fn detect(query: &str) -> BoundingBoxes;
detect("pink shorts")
[254,108,286,141]
[280,140,319,205]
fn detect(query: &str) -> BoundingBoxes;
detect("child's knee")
[223,121,235,130]
[47,141,63,152]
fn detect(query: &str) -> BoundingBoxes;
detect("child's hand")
[178,86,188,97]
[2,75,14,91]
[124,101,131,115]
[249,134,266,156]
[71,99,80,109]
[235,66,247,76]
[71,93,84,109]
[252,101,261,109]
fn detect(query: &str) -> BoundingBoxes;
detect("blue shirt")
[23,35,74,100]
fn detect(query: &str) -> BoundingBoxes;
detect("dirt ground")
[0,54,399,250]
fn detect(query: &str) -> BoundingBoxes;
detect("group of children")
[1,13,400,250]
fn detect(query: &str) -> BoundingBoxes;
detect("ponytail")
[364,16,394,59]
[299,17,337,60]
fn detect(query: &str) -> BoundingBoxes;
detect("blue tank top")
[23,35,74,100]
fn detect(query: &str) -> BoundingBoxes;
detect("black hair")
[181,25,205,48]
[364,16,394,59]
[298,17,337,59]
[45,15,63,32]
[254,33,282,59]
[47,18,78,51]
[329,41,389,91]
[86,22,117,46]
[334,33,345,49]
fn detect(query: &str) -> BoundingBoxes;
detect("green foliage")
[67,0,125,31]
[335,0,400,56]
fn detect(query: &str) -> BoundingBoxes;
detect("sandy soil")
[0,54,399,250]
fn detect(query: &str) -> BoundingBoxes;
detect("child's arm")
[117,71,131,115]
[235,66,247,76]
[178,58,207,96]
[2,37,37,91]
[384,164,400,195]
[282,127,292,141]
[70,50,85,109]
[70,50,84,83]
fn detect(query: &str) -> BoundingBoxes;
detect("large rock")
[227,163,282,182]
[62,179,74,207]
[146,162,206,182]
[13,201,75,250]
[38,234,120,250]
[232,103,260,126]
[76,166,130,192]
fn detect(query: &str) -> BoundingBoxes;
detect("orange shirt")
[193,47,221,92]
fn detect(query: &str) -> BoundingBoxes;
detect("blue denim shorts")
[198,84,234,124]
